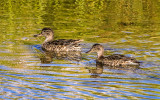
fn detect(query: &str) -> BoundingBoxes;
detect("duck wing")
[100,54,140,66]
[50,39,83,46]
[106,54,127,60]
[42,39,83,51]
[106,54,140,63]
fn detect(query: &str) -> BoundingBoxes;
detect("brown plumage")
[86,44,140,67]
[34,28,83,51]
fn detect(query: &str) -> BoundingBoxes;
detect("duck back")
[98,54,140,67]
[42,39,82,51]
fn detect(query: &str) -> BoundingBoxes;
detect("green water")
[0,0,160,99]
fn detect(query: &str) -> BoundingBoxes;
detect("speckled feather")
[34,28,83,52]
[98,54,140,66]
[86,44,140,67]
[42,39,82,51]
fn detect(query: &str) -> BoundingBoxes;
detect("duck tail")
[134,60,142,66]
[70,39,83,45]
[76,39,84,43]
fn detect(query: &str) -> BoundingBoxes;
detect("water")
[0,0,160,99]
[0,44,160,99]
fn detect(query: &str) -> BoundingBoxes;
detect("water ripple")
[0,44,160,99]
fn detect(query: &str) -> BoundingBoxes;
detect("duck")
[86,44,140,67]
[34,28,83,52]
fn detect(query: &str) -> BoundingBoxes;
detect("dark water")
[0,0,160,99]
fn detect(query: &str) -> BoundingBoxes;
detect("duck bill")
[33,33,43,37]
[86,49,92,53]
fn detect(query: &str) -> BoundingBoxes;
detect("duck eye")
[46,33,50,35]
[97,48,100,50]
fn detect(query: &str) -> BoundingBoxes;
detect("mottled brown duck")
[86,44,140,67]
[34,28,83,52]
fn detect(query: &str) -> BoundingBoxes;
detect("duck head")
[34,28,54,42]
[86,44,104,58]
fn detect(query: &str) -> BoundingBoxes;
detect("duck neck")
[44,35,54,43]
[97,49,104,59]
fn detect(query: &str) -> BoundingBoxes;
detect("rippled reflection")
[0,44,160,99]
[35,47,82,67]
[0,0,160,99]
[87,62,140,78]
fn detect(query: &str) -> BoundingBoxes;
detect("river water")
[0,0,160,99]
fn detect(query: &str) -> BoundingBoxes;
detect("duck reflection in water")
[87,62,140,78]
[88,62,104,78]
[37,51,82,67]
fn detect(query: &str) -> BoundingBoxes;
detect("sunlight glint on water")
[0,44,160,99]
[0,0,160,99]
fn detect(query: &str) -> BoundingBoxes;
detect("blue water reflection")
[0,43,160,99]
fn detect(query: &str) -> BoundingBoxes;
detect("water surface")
[0,0,160,99]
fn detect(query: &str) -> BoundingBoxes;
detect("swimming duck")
[34,28,83,52]
[86,44,140,67]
